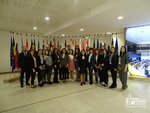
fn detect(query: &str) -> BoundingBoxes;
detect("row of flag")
[10,36,118,71]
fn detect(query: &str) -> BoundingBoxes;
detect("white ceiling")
[0,0,150,36]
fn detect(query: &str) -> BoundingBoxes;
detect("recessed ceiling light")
[33,27,37,30]
[45,17,49,20]
[107,32,111,34]
[118,16,123,20]
[80,29,84,31]
[62,34,65,36]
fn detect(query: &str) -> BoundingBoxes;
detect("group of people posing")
[18,44,129,91]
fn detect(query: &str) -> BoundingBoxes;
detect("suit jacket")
[120,53,129,69]
[110,54,119,69]
[52,53,60,66]
[60,54,68,66]
[101,54,109,69]
[18,51,29,70]
[94,55,101,67]
[88,54,96,67]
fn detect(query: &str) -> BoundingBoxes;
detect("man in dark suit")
[18,46,30,88]
[88,48,96,85]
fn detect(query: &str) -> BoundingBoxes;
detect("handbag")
[117,65,122,71]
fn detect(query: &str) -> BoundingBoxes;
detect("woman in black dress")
[78,50,88,86]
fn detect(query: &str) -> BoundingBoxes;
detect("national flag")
[97,39,99,49]
[93,39,95,48]
[86,39,89,46]
[21,38,23,48]
[111,38,114,47]
[107,45,110,53]
[57,40,60,47]
[38,39,40,49]
[31,39,33,45]
[53,39,56,48]
[34,39,36,46]
[26,39,29,51]
[43,39,45,49]
[46,40,48,45]
[10,37,13,67]
[81,40,85,50]
[14,43,19,69]
[65,40,67,47]
[11,37,15,70]
[50,40,52,49]
[115,38,118,52]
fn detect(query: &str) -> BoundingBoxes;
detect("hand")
[18,68,22,71]
[54,65,57,68]
[124,68,127,72]
[86,68,89,71]
[57,60,60,62]
[78,67,80,71]
[66,64,68,68]
[39,66,42,70]
[101,64,104,66]
[99,67,102,70]
[33,68,35,72]
[114,68,117,71]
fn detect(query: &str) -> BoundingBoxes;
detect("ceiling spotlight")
[33,27,37,30]
[45,17,49,20]
[62,34,65,36]
[107,32,111,34]
[80,29,84,31]
[118,16,123,20]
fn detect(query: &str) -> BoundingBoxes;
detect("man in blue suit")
[18,46,30,88]
[88,48,96,85]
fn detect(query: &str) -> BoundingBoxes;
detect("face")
[67,45,70,49]
[75,49,79,53]
[86,46,89,51]
[42,50,46,55]
[101,46,105,50]
[90,49,93,54]
[75,45,79,49]
[81,50,85,55]
[69,50,73,54]
[121,47,125,53]
[30,50,34,55]
[62,49,66,53]
[49,51,52,55]
[96,50,99,54]
[31,45,35,50]
[103,50,107,54]
[54,49,58,53]
[38,49,42,54]
[46,45,50,50]
[111,48,115,53]
[22,46,26,51]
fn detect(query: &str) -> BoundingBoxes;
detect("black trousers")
[101,68,108,84]
[53,67,59,82]
[110,64,117,87]
[31,71,36,85]
[61,66,68,80]
[20,69,30,85]
[38,70,45,83]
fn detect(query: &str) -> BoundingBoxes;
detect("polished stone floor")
[0,73,150,113]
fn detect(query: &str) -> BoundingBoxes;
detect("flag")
[65,40,67,47]
[31,39,33,45]
[11,37,15,70]
[111,38,114,47]
[115,38,118,52]
[21,38,23,48]
[93,39,95,48]
[107,45,110,53]
[34,39,36,46]
[50,40,52,49]
[57,40,60,47]
[97,39,99,49]
[14,43,19,69]
[81,40,85,50]
[43,39,45,49]
[38,39,40,49]
[26,39,29,51]
[53,39,56,48]
[86,39,89,46]
[46,40,48,45]
[10,37,13,67]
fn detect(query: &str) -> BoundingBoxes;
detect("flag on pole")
[34,39,36,46]
[111,38,114,47]
[10,37,13,67]
[115,38,118,52]
[11,37,15,70]
[53,39,56,48]
[81,40,85,50]
[86,39,89,46]
[38,39,40,49]
[93,39,95,49]
[46,40,48,45]
[57,40,60,47]
[43,39,45,49]
[26,39,29,51]
[107,45,110,53]
[97,39,99,49]
[31,39,33,46]
[21,38,23,48]
[65,40,67,47]
[14,43,19,69]
[50,40,52,49]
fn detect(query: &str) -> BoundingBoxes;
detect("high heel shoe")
[80,83,83,86]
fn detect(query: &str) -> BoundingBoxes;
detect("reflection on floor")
[0,74,150,113]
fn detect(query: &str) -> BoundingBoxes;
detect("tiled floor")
[0,73,150,113]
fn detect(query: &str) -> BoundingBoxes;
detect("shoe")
[103,84,108,87]
[20,85,24,88]
[119,89,125,91]
[89,82,93,85]
[83,82,86,85]
[33,84,37,87]
[109,86,116,88]
[31,85,36,88]
[55,81,60,83]
[48,82,53,84]
[26,83,30,86]
[80,83,83,86]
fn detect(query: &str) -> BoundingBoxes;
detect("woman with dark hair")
[52,48,60,83]
[118,46,129,91]
[45,50,53,84]
[100,49,109,87]
[28,50,38,88]
[74,48,80,81]
[60,48,68,82]
[109,47,118,88]
[78,50,88,86]
[68,49,75,81]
